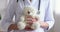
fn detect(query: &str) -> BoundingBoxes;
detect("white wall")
[54,0,60,32]
[55,0,60,14]
[49,0,60,32]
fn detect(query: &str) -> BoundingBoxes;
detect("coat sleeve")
[0,0,17,31]
[44,0,55,30]
[38,0,55,30]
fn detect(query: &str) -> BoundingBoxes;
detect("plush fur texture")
[17,6,40,30]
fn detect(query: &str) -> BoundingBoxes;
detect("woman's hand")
[25,16,37,31]
[39,21,49,29]
[8,24,19,31]
[25,16,49,30]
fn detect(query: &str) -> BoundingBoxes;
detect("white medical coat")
[1,0,55,32]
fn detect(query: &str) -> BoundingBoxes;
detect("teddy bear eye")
[28,11,30,14]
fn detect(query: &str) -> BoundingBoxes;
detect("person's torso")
[15,0,39,23]
[14,0,44,32]
[13,0,49,32]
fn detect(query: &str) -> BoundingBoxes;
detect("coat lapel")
[39,0,49,21]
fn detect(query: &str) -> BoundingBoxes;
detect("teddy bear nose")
[28,11,30,14]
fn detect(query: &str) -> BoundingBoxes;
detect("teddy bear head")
[23,6,38,17]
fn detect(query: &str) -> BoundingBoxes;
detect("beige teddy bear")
[17,6,41,30]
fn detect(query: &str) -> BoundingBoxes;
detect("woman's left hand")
[25,16,49,30]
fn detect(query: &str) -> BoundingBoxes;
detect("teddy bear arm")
[20,16,25,22]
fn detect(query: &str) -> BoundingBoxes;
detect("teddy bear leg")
[17,22,26,30]
[31,22,40,30]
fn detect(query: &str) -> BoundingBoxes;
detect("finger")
[26,16,32,18]
[26,18,32,21]
[27,21,33,24]
[32,18,37,22]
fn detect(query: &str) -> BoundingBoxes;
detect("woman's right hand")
[8,24,19,31]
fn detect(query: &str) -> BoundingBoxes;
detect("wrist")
[40,21,49,29]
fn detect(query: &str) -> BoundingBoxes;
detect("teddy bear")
[17,6,41,30]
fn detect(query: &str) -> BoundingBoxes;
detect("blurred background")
[0,0,60,32]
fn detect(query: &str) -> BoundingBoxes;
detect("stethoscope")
[17,0,18,2]
[17,0,32,2]
[16,0,40,14]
